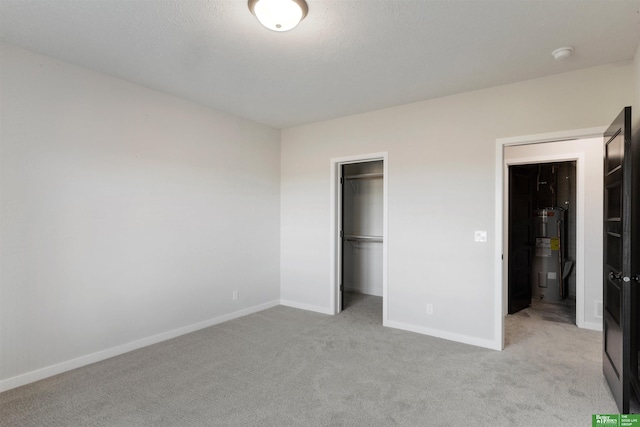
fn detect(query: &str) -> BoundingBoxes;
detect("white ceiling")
[1,0,639,128]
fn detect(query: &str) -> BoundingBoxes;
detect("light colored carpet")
[0,293,617,426]
[529,297,576,326]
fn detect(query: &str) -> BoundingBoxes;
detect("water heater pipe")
[557,219,564,300]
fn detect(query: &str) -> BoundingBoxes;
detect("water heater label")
[550,238,560,251]
[535,238,552,257]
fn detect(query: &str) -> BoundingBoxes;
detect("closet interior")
[341,160,383,311]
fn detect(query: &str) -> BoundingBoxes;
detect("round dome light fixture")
[552,47,574,60]
[248,0,308,32]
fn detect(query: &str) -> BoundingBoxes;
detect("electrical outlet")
[426,304,433,315]
[474,231,487,242]
[233,290,239,301]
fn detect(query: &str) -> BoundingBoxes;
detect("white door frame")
[330,152,389,322]
[494,127,606,349]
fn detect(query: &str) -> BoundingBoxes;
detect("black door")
[603,106,638,413]
[340,165,346,311]
[508,166,535,314]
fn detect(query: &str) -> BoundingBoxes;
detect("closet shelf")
[344,234,383,243]
[344,172,383,180]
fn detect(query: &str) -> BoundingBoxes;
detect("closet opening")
[339,160,384,317]
[508,161,577,325]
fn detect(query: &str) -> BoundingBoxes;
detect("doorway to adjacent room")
[507,161,577,325]
[496,128,607,350]
[330,153,388,322]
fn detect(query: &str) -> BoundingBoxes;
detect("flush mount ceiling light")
[552,47,574,60]
[248,0,308,32]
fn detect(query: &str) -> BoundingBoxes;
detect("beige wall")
[281,61,634,349]
[0,44,281,390]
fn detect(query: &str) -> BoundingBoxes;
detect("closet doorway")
[330,152,388,320]
[340,161,383,311]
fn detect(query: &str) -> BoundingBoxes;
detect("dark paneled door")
[603,106,638,413]
[508,166,535,314]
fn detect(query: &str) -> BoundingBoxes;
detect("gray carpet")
[0,294,618,426]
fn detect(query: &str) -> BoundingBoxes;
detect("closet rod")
[344,234,383,243]
[344,172,383,180]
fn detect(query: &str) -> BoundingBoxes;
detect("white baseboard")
[0,300,280,393]
[384,319,502,351]
[583,320,603,331]
[279,300,500,350]
[280,299,333,315]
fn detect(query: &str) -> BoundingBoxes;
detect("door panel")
[603,106,634,413]
[508,166,535,314]
[633,122,640,409]
[340,165,346,311]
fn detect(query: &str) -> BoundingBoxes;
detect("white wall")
[281,61,633,349]
[504,138,603,329]
[0,44,281,389]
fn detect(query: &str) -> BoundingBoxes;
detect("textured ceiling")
[1,0,639,128]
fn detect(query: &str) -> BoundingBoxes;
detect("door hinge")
[340,230,343,238]
[340,177,343,184]
[340,284,344,291]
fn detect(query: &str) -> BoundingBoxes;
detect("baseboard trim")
[0,300,280,393]
[384,319,502,351]
[280,299,333,315]
[583,320,603,331]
